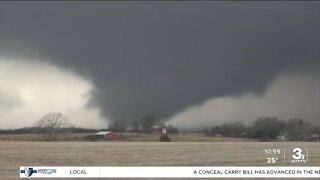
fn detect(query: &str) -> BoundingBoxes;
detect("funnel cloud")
[0,2,320,128]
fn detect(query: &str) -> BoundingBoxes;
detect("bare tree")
[252,117,285,140]
[35,113,69,141]
[285,118,310,141]
[108,120,127,132]
[140,115,158,133]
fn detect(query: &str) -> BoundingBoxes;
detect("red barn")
[94,131,119,140]
[150,126,167,134]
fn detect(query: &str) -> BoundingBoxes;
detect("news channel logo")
[20,167,57,177]
[289,147,308,164]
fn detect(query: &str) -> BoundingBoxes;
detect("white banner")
[20,166,320,178]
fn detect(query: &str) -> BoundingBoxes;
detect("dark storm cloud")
[1,2,320,121]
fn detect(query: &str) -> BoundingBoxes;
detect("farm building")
[150,126,167,134]
[276,132,288,141]
[312,134,320,142]
[94,131,119,140]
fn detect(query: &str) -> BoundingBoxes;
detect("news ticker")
[20,166,320,178]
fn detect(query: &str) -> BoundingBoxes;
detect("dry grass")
[0,141,319,180]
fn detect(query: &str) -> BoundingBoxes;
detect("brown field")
[0,140,319,180]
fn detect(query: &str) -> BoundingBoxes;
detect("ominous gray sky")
[1,2,320,128]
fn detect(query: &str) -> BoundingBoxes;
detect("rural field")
[0,141,319,180]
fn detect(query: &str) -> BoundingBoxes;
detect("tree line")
[0,113,179,141]
[2,113,319,142]
[203,117,320,141]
